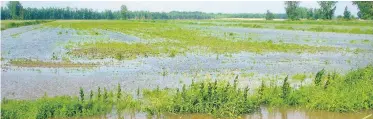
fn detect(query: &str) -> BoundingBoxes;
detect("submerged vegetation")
[9,59,98,68]
[45,20,338,60]
[178,19,373,34]
[1,20,52,30]
[2,65,373,118]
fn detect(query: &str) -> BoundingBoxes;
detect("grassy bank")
[9,59,98,68]
[2,65,373,118]
[45,20,337,60]
[1,20,53,30]
[176,19,373,34]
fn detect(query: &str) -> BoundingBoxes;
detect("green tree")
[7,1,24,19]
[297,7,308,19]
[317,1,337,20]
[120,5,128,20]
[353,1,373,20]
[343,6,351,20]
[307,8,314,19]
[265,10,275,20]
[284,1,300,20]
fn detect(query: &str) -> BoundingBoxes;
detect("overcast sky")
[1,1,358,16]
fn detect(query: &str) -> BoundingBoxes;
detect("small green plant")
[292,73,307,82]
[282,76,290,99]
[315,68,325,86]
[80,87,84,102]
[97,87,101,100]
[117,83,122,99]
[103,88,108,101]
[90,90,94,100]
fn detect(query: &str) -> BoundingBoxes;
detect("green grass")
[1,85,140,119]
[291,73,307,82]
[1,20,53,30]
[175,19,373,34]
[2,65,373,118]
[45,20,338,60]
[9,58,98,68]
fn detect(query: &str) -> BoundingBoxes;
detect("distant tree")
[104,10,114,19]
[297,7,308,19]
[120,5,128,20]
[313,8,322,20]
[7,1,24,19]
[307,8,314,19]
[336,15,343,20]
[265,10,275,20]
[343,6,351,20]
[1,7,12,20]
[317,1,337,20]
[284,1,300,20]
[352,1,373,20]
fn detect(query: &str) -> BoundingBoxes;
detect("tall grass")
[176,19,373,34]
[2,65,373,118]
[1,86,140,119]
[1,20,53,30]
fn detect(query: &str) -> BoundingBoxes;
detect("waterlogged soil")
[1,25,143,60]
[198,26,373,50]
[2,24,373,99]
[1,24,373,118]
[85,107,373,119]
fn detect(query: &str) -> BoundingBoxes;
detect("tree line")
[2,1,372,20]
[266,1,373,20]
[1,1,287,20]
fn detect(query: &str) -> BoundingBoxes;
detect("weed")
[315,69,325,86]
[9,58,97,68]
[80,87,84,102]
[2,65,373,118]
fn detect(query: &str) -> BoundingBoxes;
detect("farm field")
[1,20,373,118]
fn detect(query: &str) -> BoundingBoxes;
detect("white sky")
[1,1,358,16]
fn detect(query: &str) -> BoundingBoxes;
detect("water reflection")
[85,107,372,119]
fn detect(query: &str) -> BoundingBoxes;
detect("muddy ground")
[1,24,373,99]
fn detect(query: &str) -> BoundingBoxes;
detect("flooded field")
[1,20,373,118]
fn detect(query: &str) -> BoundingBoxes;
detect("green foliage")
[292,73,307,82]
[117,83,122,99]
[103,88,108,101]
[353,1,373,20]
[258,65,373,111]
[1,3,288,20]
[343,6,351,20]
[2,66,373,118]
[79,87,84,102]
[90,90,93,100]
[120,5,128,20]
[97,87,101,100]
[1,86,140,119]
[47,20,338,60]
[317,1,337,20]
[1,20,52,30]
[7,1,24,20]
[282,76,291,99]
[166,79,259,117]
[284,1,300,20]
[314,68,325,86]
[265,10,275,20]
